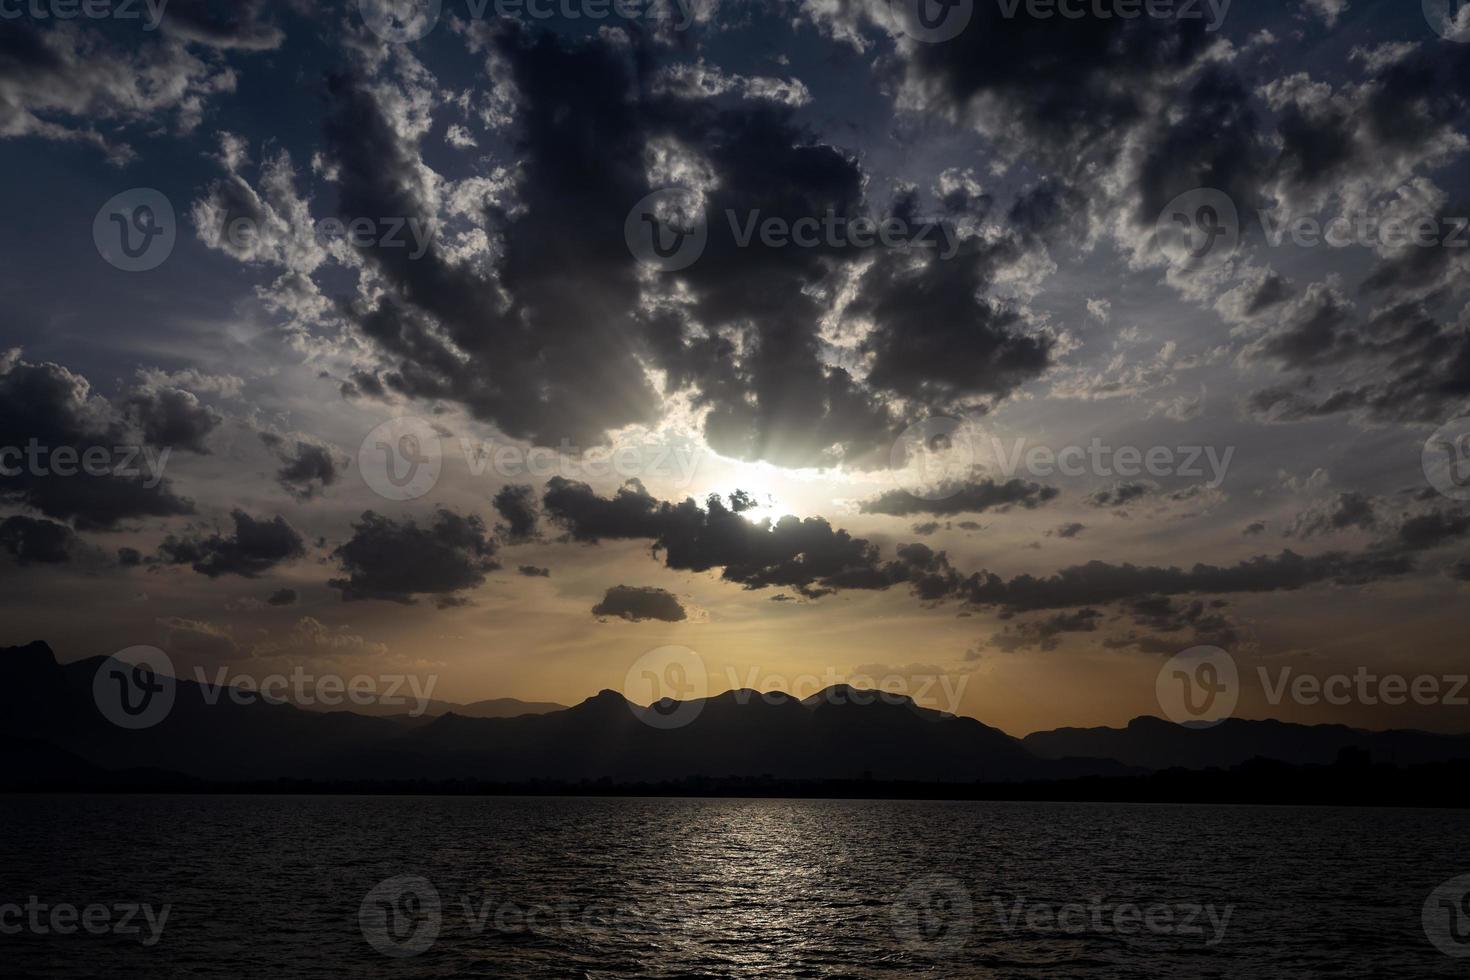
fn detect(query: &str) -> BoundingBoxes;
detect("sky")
[2,0,1470,736]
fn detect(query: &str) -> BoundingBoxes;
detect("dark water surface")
[3,795,1466,977]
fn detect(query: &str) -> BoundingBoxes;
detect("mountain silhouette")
[1,642,1122,784]
[8,642,1470,792]
[1023,715,1470,769]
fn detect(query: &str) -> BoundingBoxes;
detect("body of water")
[3,795,1467,977]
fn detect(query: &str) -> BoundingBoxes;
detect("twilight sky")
[2,0,1470,735]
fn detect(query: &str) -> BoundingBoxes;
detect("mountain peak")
[5,640,56,661]
[578,689,632,708]
[802,685,917,709]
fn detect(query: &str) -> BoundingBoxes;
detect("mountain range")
[6,642,1470,791]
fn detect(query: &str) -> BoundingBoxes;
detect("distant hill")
[1023,715,1470,770]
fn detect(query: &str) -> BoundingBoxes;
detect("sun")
[717,462,788,522]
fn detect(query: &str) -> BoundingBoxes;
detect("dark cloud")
[1087,481,1157,509]
[1049,522,1086,539]
[592,585,687,623]
[157,510,306,578]
[897,6,1222,170]
[260,433,342,501]
[727,489,759,513]
[956,550,1414,613]
[329,509,499,604]
[517,565,551,577]
[266,588,298,606]
[493,484,540,543]
[322,31,661,452]
[542,478,934,599]
[1286,491,1379,538]
[1110,594,1241,650]
[125,386,221,454]
[1245,299,1470,427]
[1244,273,1291,316]
[850,231,1053,411]
[0,354,193,530]
[160,0,285,50]
[0,515,76,564]
[326,26,1052,470]
[1247,285,1360,371]
[1393,510,1470,553]
[0,20,242,161]
[991,608,1102,652]
[1242,521,1268,536]
[860,477,1057,517]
